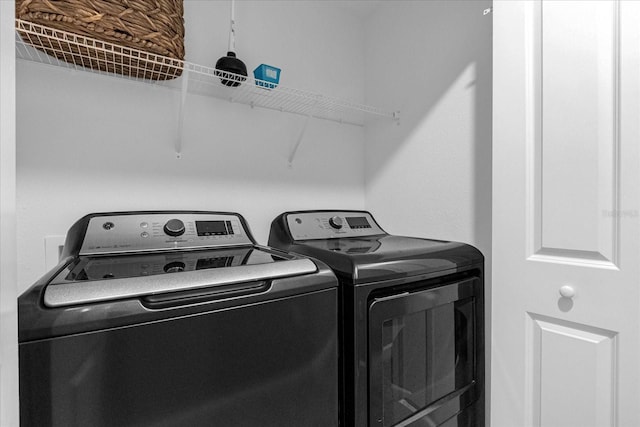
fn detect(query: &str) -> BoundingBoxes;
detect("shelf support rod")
[176,66,190,158]
[288,115,310,166]
[288,99,320,166]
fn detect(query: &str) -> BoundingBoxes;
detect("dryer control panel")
[79,213,253,255]
[286,211,385,240]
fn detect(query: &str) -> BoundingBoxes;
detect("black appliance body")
[19,211,339,427]
[269,210,484,427]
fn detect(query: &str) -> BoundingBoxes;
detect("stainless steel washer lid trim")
[44,258,318,308]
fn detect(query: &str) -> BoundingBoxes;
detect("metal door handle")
[141,281,270,309]
[373,292,410,303]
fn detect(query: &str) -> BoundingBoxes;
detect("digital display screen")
[196,221,230,236]
[196,256,234,269]
[346,216,371,229]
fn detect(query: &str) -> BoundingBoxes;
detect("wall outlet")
[44,235,65,271]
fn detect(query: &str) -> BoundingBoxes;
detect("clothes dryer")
[269,210,484,427]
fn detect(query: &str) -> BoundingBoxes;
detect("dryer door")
[368,277,483,427]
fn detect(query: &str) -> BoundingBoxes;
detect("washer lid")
[45,246,317,307]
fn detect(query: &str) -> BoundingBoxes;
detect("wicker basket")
[16,0,185,80]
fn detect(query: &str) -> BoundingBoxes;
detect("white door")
[492,1,640,427]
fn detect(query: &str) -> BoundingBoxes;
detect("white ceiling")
[293,0,387,21]
[334,1,387,19]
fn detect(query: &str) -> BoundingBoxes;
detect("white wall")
[1,0,19,423]
[16,1,368,291]
[364,0,492,250]
[13,0,492,419]
[363,1,492,421]
[16,1,493,290]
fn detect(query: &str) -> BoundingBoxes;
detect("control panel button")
[80,213,253,255]
[164,219,186,237]
[329,216,343,229]
[286,212,384,241]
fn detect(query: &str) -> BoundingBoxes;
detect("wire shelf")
[15,19,396,127]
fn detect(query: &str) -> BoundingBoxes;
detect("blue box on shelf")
[253,64,281,89]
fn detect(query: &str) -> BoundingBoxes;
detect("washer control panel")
[80,213,252,255]
[286,211,385,240]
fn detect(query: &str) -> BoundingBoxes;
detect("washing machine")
[269,210,485,427]
[19,211,339,427]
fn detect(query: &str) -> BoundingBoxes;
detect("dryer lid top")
[269,210,483,283]
[286,235,483,283]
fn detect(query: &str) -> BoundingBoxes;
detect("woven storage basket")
[16,0,185,80]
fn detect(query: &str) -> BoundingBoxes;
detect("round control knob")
[559,285,576,299]
[163,219,185,237]
[164,261,185,273]
[328,216,343,229]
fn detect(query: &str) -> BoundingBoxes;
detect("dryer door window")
[368,278,482,427]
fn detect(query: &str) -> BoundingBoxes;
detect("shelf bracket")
[176,66,190,158]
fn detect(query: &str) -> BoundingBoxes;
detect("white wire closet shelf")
[15,19,397,127]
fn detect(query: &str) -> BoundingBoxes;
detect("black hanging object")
[215,52,247,87]
[215,0,247,87]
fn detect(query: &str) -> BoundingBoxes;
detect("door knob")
[559,285,576,299]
